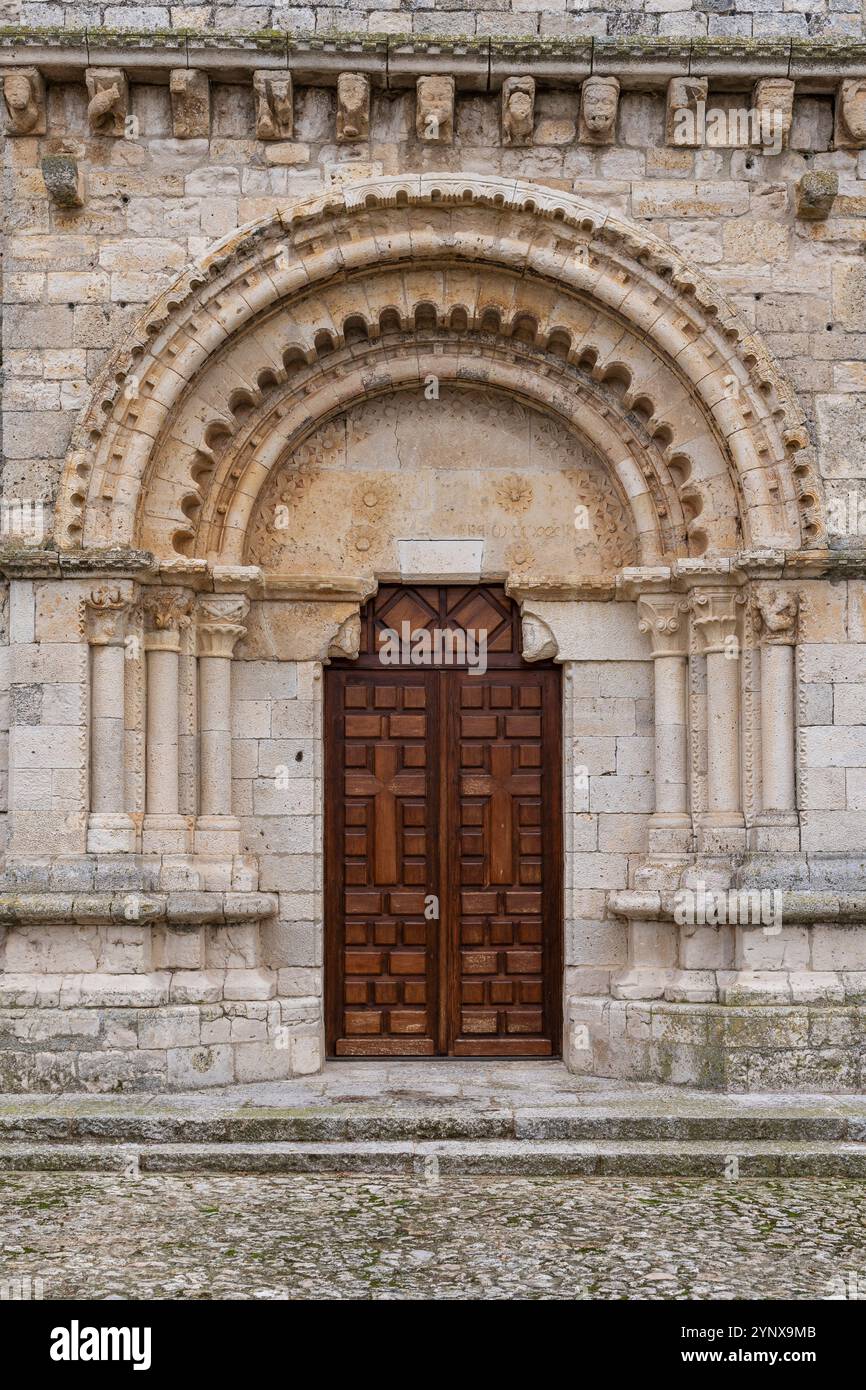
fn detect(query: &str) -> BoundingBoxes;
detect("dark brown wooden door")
[325,586,561,1057]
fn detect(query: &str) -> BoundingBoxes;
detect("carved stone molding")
[752,588,800,646]
[637,594,690,658]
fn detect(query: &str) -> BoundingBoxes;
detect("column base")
[647,813,694,860]
[748,812,800,853]
[696,814,747,856]
[142,815,193,855]
[194,816,243,856]
[86,813,137,854]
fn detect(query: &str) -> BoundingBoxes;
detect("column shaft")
[146,645,180,815]
[705,649,741,816]
[91,641,125,814]
[199,653,232,818]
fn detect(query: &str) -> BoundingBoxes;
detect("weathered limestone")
[2,67,45,135]
[501,76,535,147]
[834,78,866,149]
[253,71,293,141]
[578,75,619,146]
[336,73,370,143]
[84,68,128,137]
[416,75,454,144]
[169,70,210,141]
[40,155,84,207]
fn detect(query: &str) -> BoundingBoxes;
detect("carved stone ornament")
[337,73,370,143]
[666,76,708,148]
[85,68,129,137]
[2,68,46,135]
[501,76,535,147]
[170,70,210,140]
[196,594,249,658]
[327,612,361,661]
[834,78,866,150]
[521,612,558,663]
[416,75,455,144]
[637,594,690,658]
[752,588,799,646]
[690,588,745,655]
[253,71,293,141]
[85,587,131,645]
[579,75,620,146]
[752,78,795,151]
[142,587,193,633]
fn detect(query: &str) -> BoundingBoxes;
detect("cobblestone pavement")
[2,1173,864,1300]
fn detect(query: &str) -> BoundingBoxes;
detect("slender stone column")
[195,594,249,855]
[753,588,800,839]
[691,588,745,840]
[142,589,191,854]
[637,594,691,856]
[86,586,135,853]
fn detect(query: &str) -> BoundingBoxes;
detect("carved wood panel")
[326,586,562,1058]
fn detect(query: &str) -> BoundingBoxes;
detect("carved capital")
[690,588,745,655]
[196,594,249,658]
[3,68,46,136]
[637,594,690,658]
[85,68,128,137]
[86,587,132,646]
[142,587,192,649]
[752,588,800,646]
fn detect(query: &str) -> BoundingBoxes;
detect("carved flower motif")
[495,473,533,513]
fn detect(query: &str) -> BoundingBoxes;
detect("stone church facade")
[1,3,866,1092]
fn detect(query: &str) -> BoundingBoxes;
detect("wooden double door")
[325,585,562,1057]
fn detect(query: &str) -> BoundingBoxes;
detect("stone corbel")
[85,68,128,137]
[416,75,454,144]
[520,610,559,663]
[501,76,535,147]
[170,69,210,140]
[326,612,361,662]
[337,73,370,143]
[253,71,293,140]
[665,76,708,148]
[834,78,866,149]
[752,78,795,150]
[578,75,619,146]
[2,67,46,135]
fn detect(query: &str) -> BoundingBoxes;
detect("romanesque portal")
[1,153,863,1093]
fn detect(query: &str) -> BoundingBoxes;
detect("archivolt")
[56,173,824,562]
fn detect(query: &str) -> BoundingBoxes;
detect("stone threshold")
[3,29,866,87]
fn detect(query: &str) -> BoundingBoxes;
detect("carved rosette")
[196,595,249,658]
[85,587,132,646]
[637,594,690,658]
[751,588,800,647]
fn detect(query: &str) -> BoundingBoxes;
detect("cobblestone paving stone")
[2,1174,865,1300]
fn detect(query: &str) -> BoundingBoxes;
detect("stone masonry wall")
[0,1,864,40]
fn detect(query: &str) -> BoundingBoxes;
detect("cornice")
[1,30,866,90]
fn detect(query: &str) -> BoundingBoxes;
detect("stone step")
[2,1138,866,1177]
[1,1108,864,1144]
